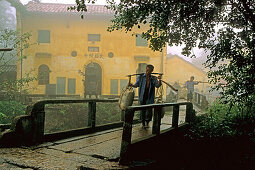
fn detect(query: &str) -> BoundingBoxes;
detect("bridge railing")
[193,91,209,109]
[119,102,194,164]
[40,99,123,142]
[0,99,137,146]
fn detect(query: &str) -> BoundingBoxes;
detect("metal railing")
[193,92,209,109]
[31,99,125,142]
[0,99,133,146]
[119,102,194,164]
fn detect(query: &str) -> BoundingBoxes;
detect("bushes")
[186,100,255,141]
[0,100,26,124]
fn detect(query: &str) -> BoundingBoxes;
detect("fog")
[0,0,214,133]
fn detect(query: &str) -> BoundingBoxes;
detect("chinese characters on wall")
[84,53,104,59]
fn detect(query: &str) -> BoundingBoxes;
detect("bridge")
[0,95,206,169]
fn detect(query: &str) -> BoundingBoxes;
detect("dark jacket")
[134,74,161,104]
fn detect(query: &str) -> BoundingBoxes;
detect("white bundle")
[119,86,135,111]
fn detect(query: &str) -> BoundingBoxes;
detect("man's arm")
[129,75,140,88]
[154,75,162,88]
[194,81,200,85]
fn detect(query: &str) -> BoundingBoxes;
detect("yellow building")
[164,54,209,99]
[11,2,166,97]
[10,1,208,99]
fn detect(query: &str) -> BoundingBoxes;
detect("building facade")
[9,1,208,99]
[13,2,166,97]
[165,54,208,91]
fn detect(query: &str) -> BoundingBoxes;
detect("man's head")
[190,76,194,81]
[146,64,154,76]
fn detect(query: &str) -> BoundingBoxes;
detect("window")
[88,46,99,52]
[108,52,114,58]
[38,30,50,43]
[120,79,128,93]
[110,79,118,95]
[88,34,100,42]
[136,63,147,74]
[136,34,148,47]
[68,78,76,94]
[57,77,66,94]
[71,51,77,57]
[38,64,50,85]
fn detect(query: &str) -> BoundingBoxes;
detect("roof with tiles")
[25,2,114,14]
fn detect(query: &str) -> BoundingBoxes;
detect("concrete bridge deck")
[0,104,204,169]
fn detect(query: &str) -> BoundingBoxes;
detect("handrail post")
[201,95,208,109]
[31,104,45,144]
[198,93,201,106]
[119,108,134,165]
[185,103,194,123]
[172,105,179,128]
[36,110,45,143]
[152,106,162,135]
[194,92,197,104]
[88,101,96,129]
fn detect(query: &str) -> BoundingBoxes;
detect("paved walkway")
[0,104,204,169]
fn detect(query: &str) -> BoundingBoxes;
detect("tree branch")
[239,0,255,31]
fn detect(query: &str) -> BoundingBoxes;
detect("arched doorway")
[84,62,102,98]
[38,64,50,85]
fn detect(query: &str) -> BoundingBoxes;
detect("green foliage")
[67,0,96,18]
[0,29,32,64]
[186,100,255,141]
[0,72,37,100]
[0,29,36,99]
[0,100,26,124]
[206,26,255,107]
[106,0,224,53]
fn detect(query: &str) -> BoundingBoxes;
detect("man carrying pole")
[184,76,201,102]
[129,64,161,128]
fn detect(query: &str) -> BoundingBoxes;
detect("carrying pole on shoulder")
[126,73,163,77]
[161,80,179,101]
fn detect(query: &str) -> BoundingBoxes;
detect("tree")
[72,0,255,110]
[0,29,36,100]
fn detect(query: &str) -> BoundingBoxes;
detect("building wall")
[164,55,208,93]
[17,12,165,97]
